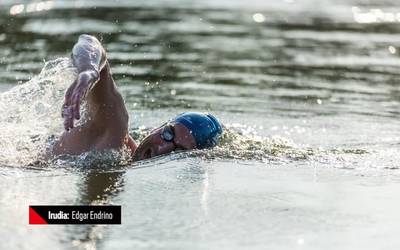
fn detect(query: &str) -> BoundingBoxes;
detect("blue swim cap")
[172,112,223,149]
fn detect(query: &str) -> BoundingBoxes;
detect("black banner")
[29,205,121,224]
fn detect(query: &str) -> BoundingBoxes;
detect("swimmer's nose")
[140,142,175,160]
[142,147,154,160]
[134,129,175,161]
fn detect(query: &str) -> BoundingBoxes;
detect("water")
[1,0,400,249]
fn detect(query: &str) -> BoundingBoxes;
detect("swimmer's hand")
[62,34,106,131]
[62,70,99,130]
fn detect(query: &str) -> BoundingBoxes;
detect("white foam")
[0,58,77,166]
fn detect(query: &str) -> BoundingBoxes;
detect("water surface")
[1,0,400,249]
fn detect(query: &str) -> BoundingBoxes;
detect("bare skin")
[50,34,196,160]
[133,122,196,161]
[51,34,137,156]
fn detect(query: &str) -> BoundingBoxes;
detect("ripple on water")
[0,0,399,172]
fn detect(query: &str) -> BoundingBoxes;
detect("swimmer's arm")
[62,34,107,130]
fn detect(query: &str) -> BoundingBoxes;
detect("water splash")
[189,125,370,166]
[0,58,77,166]
[48,147,132,170]
[193,126,317,162]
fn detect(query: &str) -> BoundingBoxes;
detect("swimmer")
[50,34,222,161]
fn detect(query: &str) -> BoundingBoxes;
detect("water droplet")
[388,45,396,54]
[252,13,265,23]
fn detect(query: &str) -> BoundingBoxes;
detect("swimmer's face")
[133,122,197,161]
